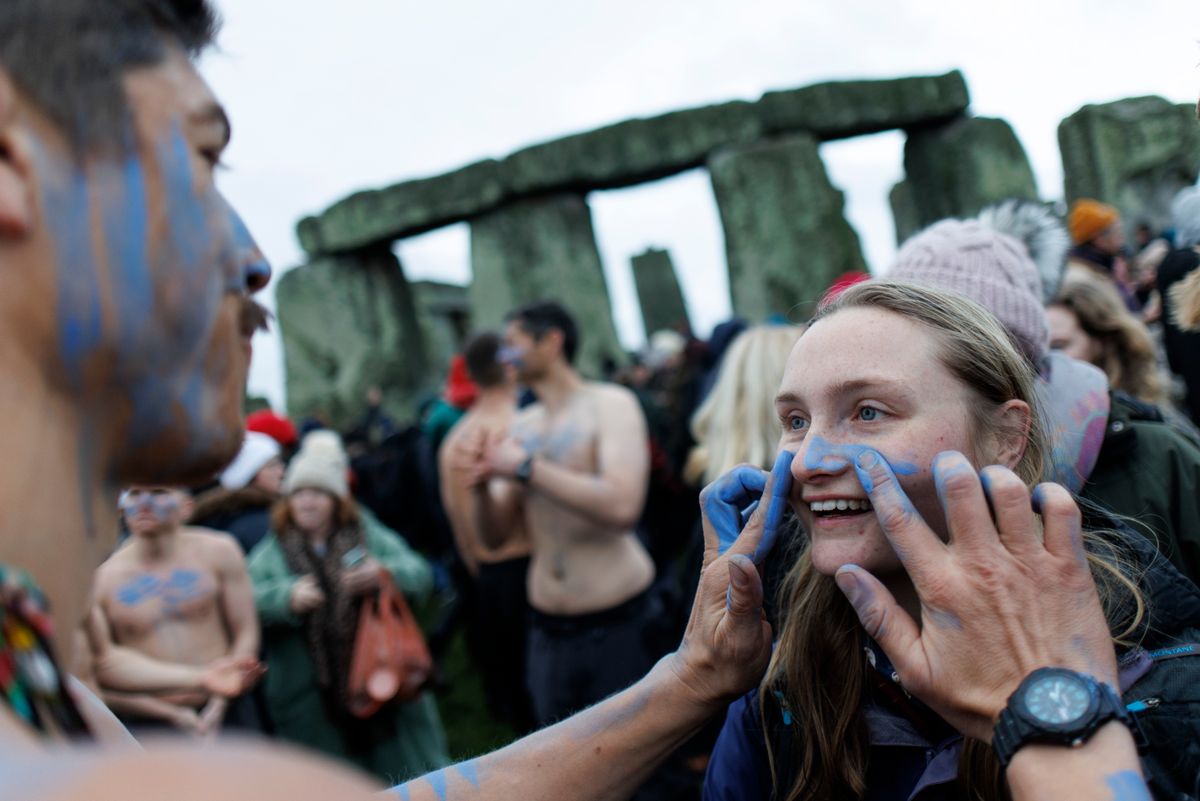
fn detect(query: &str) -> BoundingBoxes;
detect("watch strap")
[515,454,534,485]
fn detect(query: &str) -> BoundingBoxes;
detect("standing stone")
[469,194,623,376]
[709,133,867,322]
[276,245,431,428]
[410,280,471,373]
[630,248,691,337]
[890,117,1038,244]
[1059,97,1200,236]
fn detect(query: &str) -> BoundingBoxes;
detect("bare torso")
[93,531,232,707]
[442,404,531,568]
[513,384,654,615]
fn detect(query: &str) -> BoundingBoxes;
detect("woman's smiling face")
[776,306,984,577]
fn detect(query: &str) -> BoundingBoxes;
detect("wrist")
[1007,721,1142,796]
[659,651,733,719]
[514,453,535,485]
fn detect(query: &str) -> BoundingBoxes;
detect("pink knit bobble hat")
[888,219,1049,364]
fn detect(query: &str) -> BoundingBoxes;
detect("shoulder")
[184,529,245,565]
[587,382,644,419]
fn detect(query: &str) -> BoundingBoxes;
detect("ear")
[180,496,195,522]
[992,399,1031,470]
[0,71,35,238]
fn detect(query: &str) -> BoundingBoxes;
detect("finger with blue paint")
[699,465,768,559]
[745,449,795,564]
[851,447,946,585]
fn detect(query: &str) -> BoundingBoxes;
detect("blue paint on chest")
[116,569,208,608]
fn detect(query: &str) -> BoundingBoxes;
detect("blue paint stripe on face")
[804,436,918,477]
[392,783,412,801]
[47,167,105,388]
[101,155,152,354]
[161,124,211,277]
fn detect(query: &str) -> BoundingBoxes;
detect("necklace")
[0,564,89,738]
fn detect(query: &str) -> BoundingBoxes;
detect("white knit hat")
[284,430,349,499]
[219,432,281,490]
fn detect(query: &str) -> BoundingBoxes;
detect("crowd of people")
[3,2,1200,801]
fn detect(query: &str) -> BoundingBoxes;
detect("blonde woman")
[685,325,806,486]
[1047,276,1168,406]
[703,282,1200,801]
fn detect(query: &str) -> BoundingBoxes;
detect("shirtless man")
[462,301,658,727]
[439,331,535,731]
[91,487,259,735]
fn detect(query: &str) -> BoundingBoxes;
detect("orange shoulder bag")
[346,567,432,719]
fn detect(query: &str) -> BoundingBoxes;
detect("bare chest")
[102,568,220,639]
[514,415,599,473]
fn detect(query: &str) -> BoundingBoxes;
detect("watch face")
[1023,673,1093,725]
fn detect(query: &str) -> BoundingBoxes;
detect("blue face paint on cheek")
[36,146,104,390]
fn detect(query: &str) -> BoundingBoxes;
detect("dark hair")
[0,0,220,152]
[506,301,579,365]
[463,331,505,388]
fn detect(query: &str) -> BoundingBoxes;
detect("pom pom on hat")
[246,410,299,449]
[889,219,1048,364]
[1067,199,1120,245]
[219,432,281,490]
[284,430,350,499]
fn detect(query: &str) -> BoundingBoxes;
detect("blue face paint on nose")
[222,198,271,293]
[803,435,919,476]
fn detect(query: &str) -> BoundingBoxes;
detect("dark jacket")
[704,516,1200,801]
[1157,247,1200,424]
[1081,392,1200,584]
[190,486,277,554]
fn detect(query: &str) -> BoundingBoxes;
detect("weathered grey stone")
[410,280,470,373]
[631,248,691,337]
[276,245,432,427]
[500,101,762,195]
[469,194,624,376]
[302,159,506,254]
[709,133,867,322]
[891,116,1038,243]
[301,72,975,258]
[888,180,921,246]
[1059,97,1200,236]
[759,71,969,141]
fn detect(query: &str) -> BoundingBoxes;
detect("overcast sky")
[199,0,1200,411]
